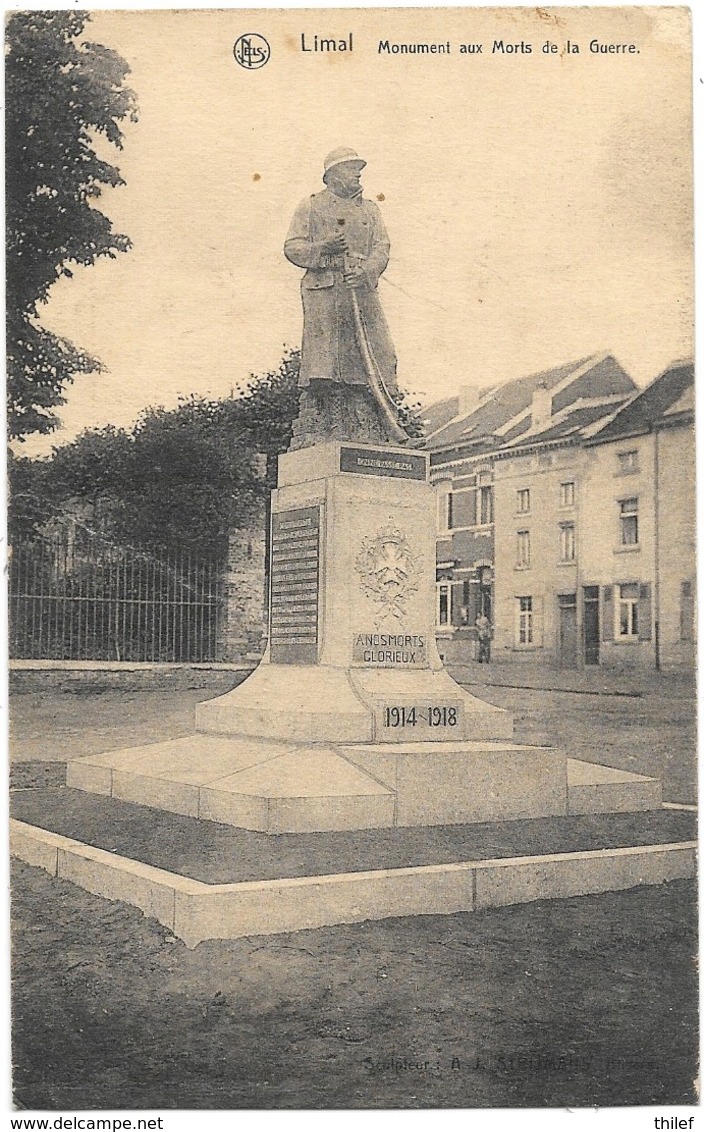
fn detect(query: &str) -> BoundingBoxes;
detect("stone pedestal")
[197,441,512,745]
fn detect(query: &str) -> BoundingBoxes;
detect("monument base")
[60,439,663,839]
[67,439,663,834]
[67,734,661,834]
[194,663,513,743]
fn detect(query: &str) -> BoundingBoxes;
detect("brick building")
[426,353,639,664]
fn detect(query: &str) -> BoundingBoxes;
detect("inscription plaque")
[340,446,427,481]
[351,632,428,669]
[375,701,464,742]
[269,506,321,665]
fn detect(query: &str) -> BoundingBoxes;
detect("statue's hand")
[320,233,347,256]
[343,264,367,289]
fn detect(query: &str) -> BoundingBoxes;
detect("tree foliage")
[9,348,426,554]
[6,11,138,440]
[8,351,302,553]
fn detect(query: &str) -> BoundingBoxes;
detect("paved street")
[455,663,697,805]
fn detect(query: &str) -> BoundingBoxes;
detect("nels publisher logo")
[233,33,270,69]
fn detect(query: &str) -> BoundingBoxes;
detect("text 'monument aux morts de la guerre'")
[298,32,640,55]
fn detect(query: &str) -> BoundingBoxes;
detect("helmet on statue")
[323,147,366,181]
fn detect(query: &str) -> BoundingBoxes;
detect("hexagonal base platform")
[67,735,661,834]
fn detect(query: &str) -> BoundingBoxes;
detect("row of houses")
[425,353,695,671]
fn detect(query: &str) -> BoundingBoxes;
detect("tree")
[6,11,138,440]
[6,452,53,540]
[114,400,268,555]
[9,347,426,552]
[231,349,302,486]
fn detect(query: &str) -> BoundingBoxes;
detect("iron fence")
[9,529,223,662]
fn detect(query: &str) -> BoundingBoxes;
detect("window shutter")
[681,580,694,641]
[533,595,544,647]
[602,586,614,641]
[466,581,479,629]
[451,582,464,627]
[638,583,652,641]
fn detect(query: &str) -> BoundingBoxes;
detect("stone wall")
[9,661,254,694]
[216,521,267,662]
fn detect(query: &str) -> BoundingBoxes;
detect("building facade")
[579,361,695,671]
[427,354,695,670]
[491,444,583,666]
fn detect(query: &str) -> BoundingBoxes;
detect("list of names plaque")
[269,506,321,665]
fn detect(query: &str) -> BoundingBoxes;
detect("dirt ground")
[9,670,699,1109]
[11,862,698,1110]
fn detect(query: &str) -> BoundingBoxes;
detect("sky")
[25,4,694,455]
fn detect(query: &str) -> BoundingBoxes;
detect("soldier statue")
[284,147,411,449]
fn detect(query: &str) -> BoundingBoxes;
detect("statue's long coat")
[284,188,399,392]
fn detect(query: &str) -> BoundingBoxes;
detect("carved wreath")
[355,525,419,623]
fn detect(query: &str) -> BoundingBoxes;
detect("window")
[559,522,576,562]
[619,498,639,546]
[617,583,639,637]
[516,596,533,645]
[560,481,575,508]
[451,489,477,529]
[517,488,530,514]
[437,484,453,534]
[459,578,471,625]
[437,583,451,627]
[617,450,639,474]
[516,530,531,568]
[479,485,494,525]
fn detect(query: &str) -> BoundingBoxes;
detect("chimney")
[531,382,552,429]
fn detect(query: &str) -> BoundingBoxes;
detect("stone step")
[567,758,662,815]
[67,737,394,834]
[194,662,514,744]
[67,736,663,834]
[199,748,395,834]
[11,787,695,886]
[10,798,696,947]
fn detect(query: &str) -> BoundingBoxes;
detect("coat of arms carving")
[355,525,419,623]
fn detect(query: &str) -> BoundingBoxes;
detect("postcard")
[6,5,697,1119]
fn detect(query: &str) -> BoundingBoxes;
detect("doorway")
[558,593,578,668]
[478,566,492,621]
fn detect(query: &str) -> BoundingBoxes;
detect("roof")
[587,361,694,444]
[426,353,635,454]
[663,385,694,416]
[421,395,461,436]
[500,396,632,449]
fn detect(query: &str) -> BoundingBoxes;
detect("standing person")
[475,612,492,664]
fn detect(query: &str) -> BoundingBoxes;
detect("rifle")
[348,281,408,444]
